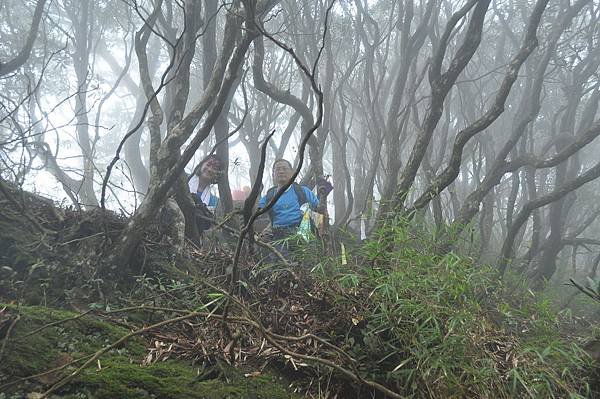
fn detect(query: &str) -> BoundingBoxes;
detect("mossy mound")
[1,187,597,398]
[77,358,292,399]
[0,305,296,399]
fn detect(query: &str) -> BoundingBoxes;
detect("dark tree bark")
[113,1,261,266]
[67,0,99,207]
[444,0,589,248]
[498,159,600,276]
[383,0,491,219]
[252,35,322,179]
[0,0,47,77]
[408,0,548,214]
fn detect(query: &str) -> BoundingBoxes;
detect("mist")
[1,0,599,397]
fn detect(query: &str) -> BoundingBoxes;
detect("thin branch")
[0,0,48,76]
[0,314,20,364]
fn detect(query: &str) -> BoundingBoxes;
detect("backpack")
[192,194,215,233]
[264,183,308,222]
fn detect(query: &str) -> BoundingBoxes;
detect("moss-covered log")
[0,305,296,399]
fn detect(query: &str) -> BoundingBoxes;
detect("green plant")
[569,277,600,302]
[325,220,594,398]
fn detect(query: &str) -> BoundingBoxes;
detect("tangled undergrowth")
[0,185,598,398]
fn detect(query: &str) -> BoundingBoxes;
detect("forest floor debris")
[1,188,598,398]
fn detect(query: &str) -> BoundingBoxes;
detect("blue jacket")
[258,185,319,228]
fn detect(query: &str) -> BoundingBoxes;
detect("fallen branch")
[30,283,403,399]
[199,280,407,399]
[40,311,210,398]
[0,314,20,364]
[196,212,293,268]
[19,310,92,340]
[0,178,49,235]
[0,353,94,391]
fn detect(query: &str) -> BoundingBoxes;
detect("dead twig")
[40,316,191,397]
[18,310,92,340]
[0,353,94,391]
[197,212,292,267]
[0,179,48,235]
[199,280,407,399]
[0,314,20,364]
[40,310,230,398]
[19,282,402,399]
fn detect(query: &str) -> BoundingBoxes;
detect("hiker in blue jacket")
[258,159,321,246]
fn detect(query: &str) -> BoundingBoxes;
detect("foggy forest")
[1,0,600,398]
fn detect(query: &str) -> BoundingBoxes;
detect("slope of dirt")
[1,183,597,398]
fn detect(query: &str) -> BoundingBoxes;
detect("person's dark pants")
[269,225,299,261]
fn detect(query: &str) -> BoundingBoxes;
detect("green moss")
[0,305,142,381]
[0,304,296,398]
[77,357,295,399]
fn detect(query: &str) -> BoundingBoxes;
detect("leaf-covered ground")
[0,186,598,398]
[0,304,296,399]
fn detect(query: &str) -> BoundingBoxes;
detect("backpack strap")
[292,183,308,206]
[264,183,309,222]
[265,186,278,221]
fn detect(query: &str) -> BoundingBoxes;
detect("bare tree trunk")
[97,37,156,195]
[252,36,322,180]
[444,0,587,248]
[383,0,491,218]
[0,0,47,77]
[70,0,98,207]
[532,48,600,281]
[123,92,151,195]
[408,0,548,215]
[113,3,258,266]
[378,0,436,206]
[498,159,600,275]
[204,0,234,214]
[477,190,495,261]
